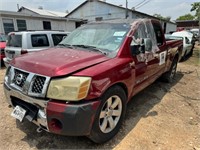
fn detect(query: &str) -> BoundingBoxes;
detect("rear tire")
[162,57,178,83]
[181,51,187,61]
[189,47,194,56]
[89,86,126,143]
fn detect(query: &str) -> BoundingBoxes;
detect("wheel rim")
[99,95,122,133]
[170,62,177,80]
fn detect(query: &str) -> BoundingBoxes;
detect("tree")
[191,2,200,20]
[191,2,200,43]
[153,14,171,21]
[176,13,195,20]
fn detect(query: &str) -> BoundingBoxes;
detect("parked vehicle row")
[0,33,7,64]
[165,30,195,60]
[4,19,183,143]
[190,28,200,41]
[3,30,69,67]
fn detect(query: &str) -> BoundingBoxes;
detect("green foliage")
[153,14,171,21]
[190,2,200,20]
[176,13,195,20]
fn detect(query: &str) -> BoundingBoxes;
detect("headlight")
[4,66,11,83]
[47,76,91,101]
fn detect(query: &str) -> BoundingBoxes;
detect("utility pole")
[17,4,19,11]
[198,4,200,44]
[125,0,128,19]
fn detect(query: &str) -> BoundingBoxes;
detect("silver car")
[3,30,69,67]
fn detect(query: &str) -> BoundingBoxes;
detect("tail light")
[21,49,28,55]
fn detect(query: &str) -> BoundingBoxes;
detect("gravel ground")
[0,44,199,150]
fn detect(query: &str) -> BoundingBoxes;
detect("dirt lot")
[0,44,200,150]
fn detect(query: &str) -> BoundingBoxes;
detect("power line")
[134,0,147,8]
[135,0,151,9]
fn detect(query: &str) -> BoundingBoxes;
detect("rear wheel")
[162,57,178,83]
[181,51,187,61]
[189,47,194,56]
[89,86,126,143]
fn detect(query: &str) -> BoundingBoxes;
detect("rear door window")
[51,34,67,46]
[31,34,49,47]
[0,34,7,42]
[6,34,22,47]
[152,22,164,46]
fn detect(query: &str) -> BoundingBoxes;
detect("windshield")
[60,23,130,54]
[0,34,7,42]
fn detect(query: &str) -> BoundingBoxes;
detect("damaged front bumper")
[4,83,100,136]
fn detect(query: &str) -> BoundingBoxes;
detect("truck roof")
[88,18,159,25]
[8,30,70,34]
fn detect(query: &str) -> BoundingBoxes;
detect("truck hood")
[11,47,111,77]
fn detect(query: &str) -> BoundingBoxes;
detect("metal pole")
[125,0,128,19]
[17,4,19,11]
[198,5,200,44]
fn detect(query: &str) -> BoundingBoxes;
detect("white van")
[3,30,69,67]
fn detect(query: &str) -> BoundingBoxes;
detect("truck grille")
[31,76,46,94]
[8,67,50,98]
[13,69,29,88]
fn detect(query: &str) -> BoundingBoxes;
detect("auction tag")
[11,105,26,122]
[159,51,167,65]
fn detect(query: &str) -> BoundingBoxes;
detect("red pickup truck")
[4,19,182,143]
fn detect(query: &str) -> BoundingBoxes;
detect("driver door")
[130,21,159,94]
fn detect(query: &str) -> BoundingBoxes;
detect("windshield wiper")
[72,45,107,55]
[57,43,74,49]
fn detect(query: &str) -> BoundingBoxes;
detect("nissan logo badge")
[16,74,24,85]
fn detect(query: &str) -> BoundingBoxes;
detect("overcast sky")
[0,0,197,20]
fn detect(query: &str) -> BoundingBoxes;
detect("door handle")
[154,53,159,59]
[129,61,135,68]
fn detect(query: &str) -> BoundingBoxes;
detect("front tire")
[89,86,127,143]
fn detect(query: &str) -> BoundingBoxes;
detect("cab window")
[152,23,164,46]
[131,23,147,46]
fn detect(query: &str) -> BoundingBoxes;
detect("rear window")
[6,34,22,47]
[31,34,49,47]
[52,34,67,46]
[0,34,7,42]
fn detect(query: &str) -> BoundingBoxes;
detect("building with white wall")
[66,0,177,33]
[0,7,81,34]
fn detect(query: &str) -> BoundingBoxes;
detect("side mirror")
[185,37,190,44]
[144,38,152,52]
[62,36,67,40]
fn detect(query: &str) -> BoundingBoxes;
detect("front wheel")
[89,86,126,143]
